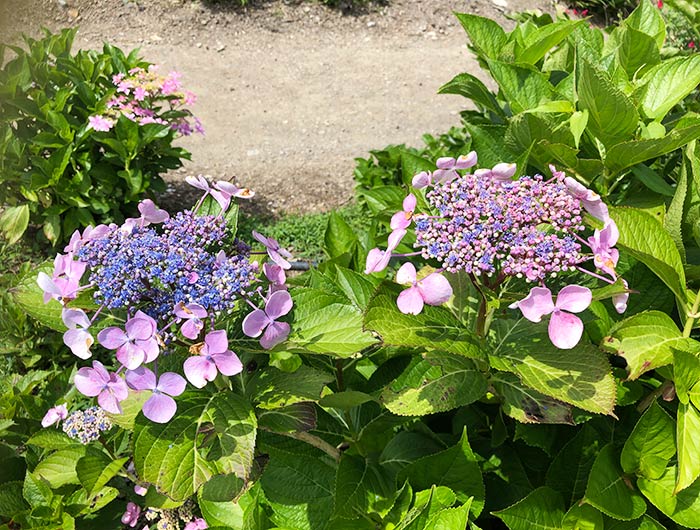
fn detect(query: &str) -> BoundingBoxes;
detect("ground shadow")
[198,0,388,16]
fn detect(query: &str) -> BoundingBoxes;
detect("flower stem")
[682,289,700,338]
[260,427,341,463]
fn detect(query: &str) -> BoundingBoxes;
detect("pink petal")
[157,372,187,396]
[116,342,146,370]
[185,175,210,191]
[62,308,90,330]
[214,181,239,195]
[97,327,128,349]
[74,367,104,396]
[390,211,411,231]
[454,151,477,169]
[436,156,455,169]
[242,309,270,338]
[98,390,122,415]
[142,392,177,423]
[252,230,270,247]
[412,171,431,189]
[387,229,406,251]
[365,248,390,274]
[260,321,290,350]
[396,262,416,285]
[183,356,217,388]
[108,374,129,401]
[181,319,204,340]
[211,350,244,376]
[138,199,169,224]
[265,290,293,320]
[418,273,453,306]
[210,189,231,211]
[174,302,207,319]
[91,361,111,383]
[600,220,619,247]
[63,329,94,359]
[204,329,229,355]
[263,263,286,285]
[433,168,458,184]
[513,287,555,322]
[402,193,417,212]
[491,162,516,181]
[474,168,492,178]
[548,310,584,349]
[268,248,291,270]
[397,286,425,315]
[37,272,61,301]
[140,338,160,363]
[564,176,588,199]
[125,366,157,391]
[555,285,592,313]
[584,199,610,222]
[126,317,154,341]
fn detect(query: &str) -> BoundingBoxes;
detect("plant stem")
[261,427,341,463]
[335,359,345,392]
[682,289,700,338]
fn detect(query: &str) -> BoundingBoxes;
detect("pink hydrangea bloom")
[87,115,114,132]
[125,367,186,423]
[395,262,453,315]
[588,220,619,278]
[242,290,293,349]
[74,360,129,414]
[174,302,208,340]
[62,308,94,360]
[391,194,417,231]
[183,330,243,388]
[41,403,68,428]
[97,311,160,370]
[365,229,406,274]
[121,502,141,528]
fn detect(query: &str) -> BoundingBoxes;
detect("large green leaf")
[333,454,394,519]
[398,429,484,516]
[583,444,647,521]
[487,60,556,114]
[258,402,317,433]
[637,55,700,121]
[289,287,378,356]
[577,61,639,147]
[493,487,565,530]
[248,365,332,410]
[10,262,65,331]
[605,121,700,174]
[562,503,604,530]
[364,283,486,360]
[676,402,700,493]
[133,392,256,501]
[0,204,29,244]
[490,320,616,414]
[673,348,700,406]
[624,0,666,48]
[454,13,508,60]
[620,401,675,479]
[380,352,488,416]
[76,451,128,498]
[611,207,687,302]
[492,372,574,425]
[438,73,504,116]
[614,27,660,79]
[33,447,86,488]
[638,466,700,528]
[602,311,698,380]
[516,19,585,65]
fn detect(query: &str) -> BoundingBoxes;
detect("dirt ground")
[0,0,557,216]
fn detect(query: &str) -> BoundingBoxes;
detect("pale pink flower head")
[433,151,478,184]
[87,115,114,132]
[390,194,417,231]
[37,272,80,305]
[62,308,94,360]
[133,86,147,101]
[41,403,68,428]
[264,262,287,293]
[173,302,208,340]
[137,199,169,225]
[74,360,129,414]
[510,285,592,349]
[183,519,208,530]
[490,162,517,182]
[395,263,453,315]
[564,176,609,222]
[211,181,255,210]
[183,330,243,388]
[185,174,211,192]
[125,367,186,423]
[242,290,293,349]
[252,231,293,270]
[121,502,141,528]
[588,220,619,278]
[97,311,160,370]
[365,229,406,274]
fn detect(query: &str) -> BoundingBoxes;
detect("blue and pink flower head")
[366,152,629,350]
[39,176,293,426]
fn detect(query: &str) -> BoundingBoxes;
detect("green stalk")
[682,289,700,338]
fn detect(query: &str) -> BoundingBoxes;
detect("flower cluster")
[88,66,203,135]
[60,407,113,444]
[38,177,294,426]
[366,152,630,349]
[124,499,207,530]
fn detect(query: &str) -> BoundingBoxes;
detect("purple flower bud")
[121,502,141,528]
[137,199,169,224]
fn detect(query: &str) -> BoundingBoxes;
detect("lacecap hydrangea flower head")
[366,152,630,350]
[38,176,293,426]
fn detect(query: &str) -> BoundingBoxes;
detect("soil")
[0,0,557,217]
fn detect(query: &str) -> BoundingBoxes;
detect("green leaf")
[492,372,574,425]
[487,60,556,114]
[630,164,675,197]
[602,311,697,380]
[319,391,374,410]
[605,121,700,175]
[638,466,700,528]
[27,430,80,451]
[624,0,666,48]
[106,389,149,429]
[425,502,471,530]
[333,454,394,519]
[381,352,488,416]
[379,432,444,476]
[364,283,486,360]
[676,402,700,493]
[620,401,676,479]
[395,486,457,530]
[615,27,660,79]
[562,503,604,530]
[249,365,332,410]
[34,447,86,488]
[637,55,700,121]
[0,204,30,244]
[490,319,616,414]
[258,402,317,433]
[611,207,687,302]
[577,61,639,147]
[133,392,257,501]
[0,481,28,518]
[454,13,508,59]
[324,212,358,260]
[9,261,65,331]
[289,288,378,356]
[583,444,647,521]
[517,19,585,65]
[76,452,128,498]
[398,428,485,516]
[673,348,700,406]
[493,487,565,530]
[664,160,688,263]
[438,73,504,116]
